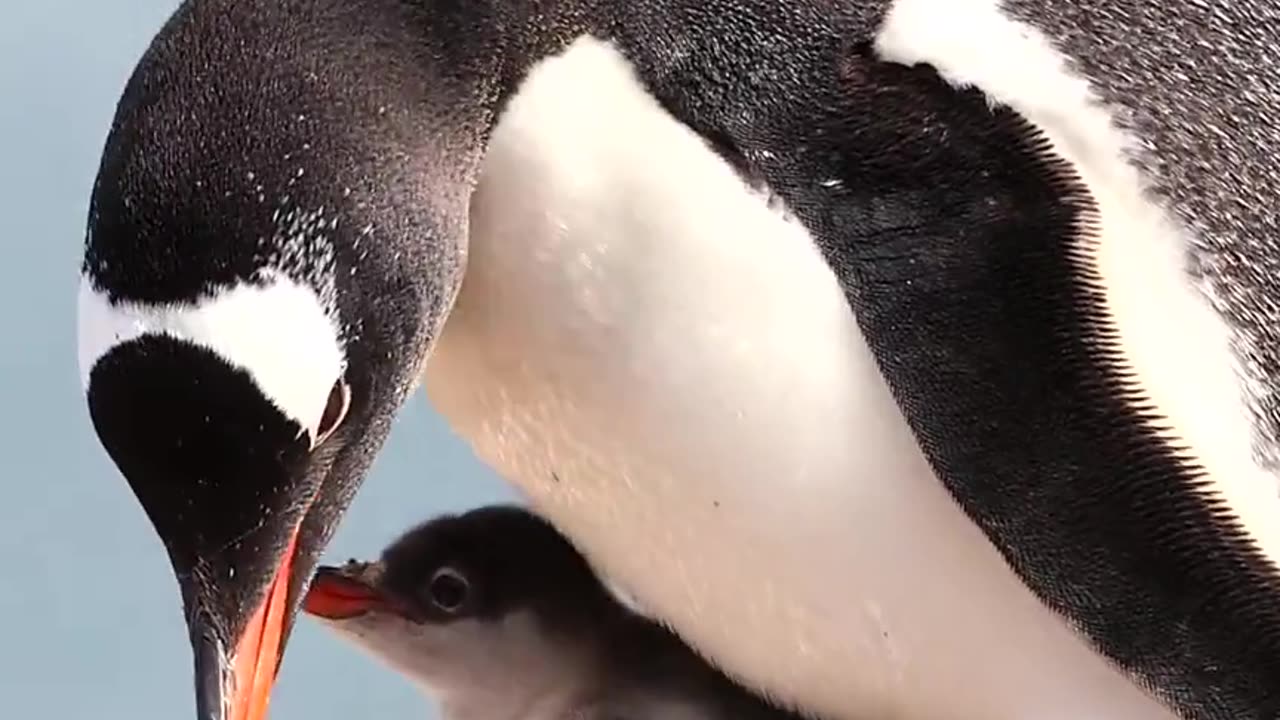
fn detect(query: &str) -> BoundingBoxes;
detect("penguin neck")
[344,0,861,189]
[290,1,628,224]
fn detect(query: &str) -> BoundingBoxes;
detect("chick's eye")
[315,378,350,446]
[426,567,470,613]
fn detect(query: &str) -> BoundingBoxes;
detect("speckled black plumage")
[1005,0,1280,475]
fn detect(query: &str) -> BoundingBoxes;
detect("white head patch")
[77,270,346,438]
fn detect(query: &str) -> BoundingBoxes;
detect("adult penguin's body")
[76,1,1280,720]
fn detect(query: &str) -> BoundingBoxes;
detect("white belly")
[423,37,1176,720]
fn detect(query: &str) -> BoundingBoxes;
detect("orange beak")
[302,566,386,620]
[195,530,301,720]
[231,531,298,720]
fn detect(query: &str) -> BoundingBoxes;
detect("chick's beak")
[302,565,387,620]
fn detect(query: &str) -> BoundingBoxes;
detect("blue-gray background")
[0,2,514,717]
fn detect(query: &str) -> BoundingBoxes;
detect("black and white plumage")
[303,505,804,720]
[76,1,1280,720]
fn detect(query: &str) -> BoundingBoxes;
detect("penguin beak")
[302,565,388,620]
[193,531,304,720]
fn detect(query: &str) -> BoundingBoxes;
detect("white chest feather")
[422,34,1180,720]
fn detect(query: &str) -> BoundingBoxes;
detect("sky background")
[0,2,514,718]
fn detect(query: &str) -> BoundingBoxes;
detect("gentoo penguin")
[302,505,804,720]
[76,1,1280,719]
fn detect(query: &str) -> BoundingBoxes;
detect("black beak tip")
[193,631,228,720]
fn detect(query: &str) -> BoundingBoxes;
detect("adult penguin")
[76,1,1280,719]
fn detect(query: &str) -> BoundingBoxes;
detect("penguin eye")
[426,567,471,614]
[314,379,350,447]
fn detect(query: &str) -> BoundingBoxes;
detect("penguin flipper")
[793,54,1280,719]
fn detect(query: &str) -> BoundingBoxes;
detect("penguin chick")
[303,505,810,720]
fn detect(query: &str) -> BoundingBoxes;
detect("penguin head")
[303,506,615,707]
[76,3,475,719]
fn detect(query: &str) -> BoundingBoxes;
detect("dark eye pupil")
[429,571,469,611]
